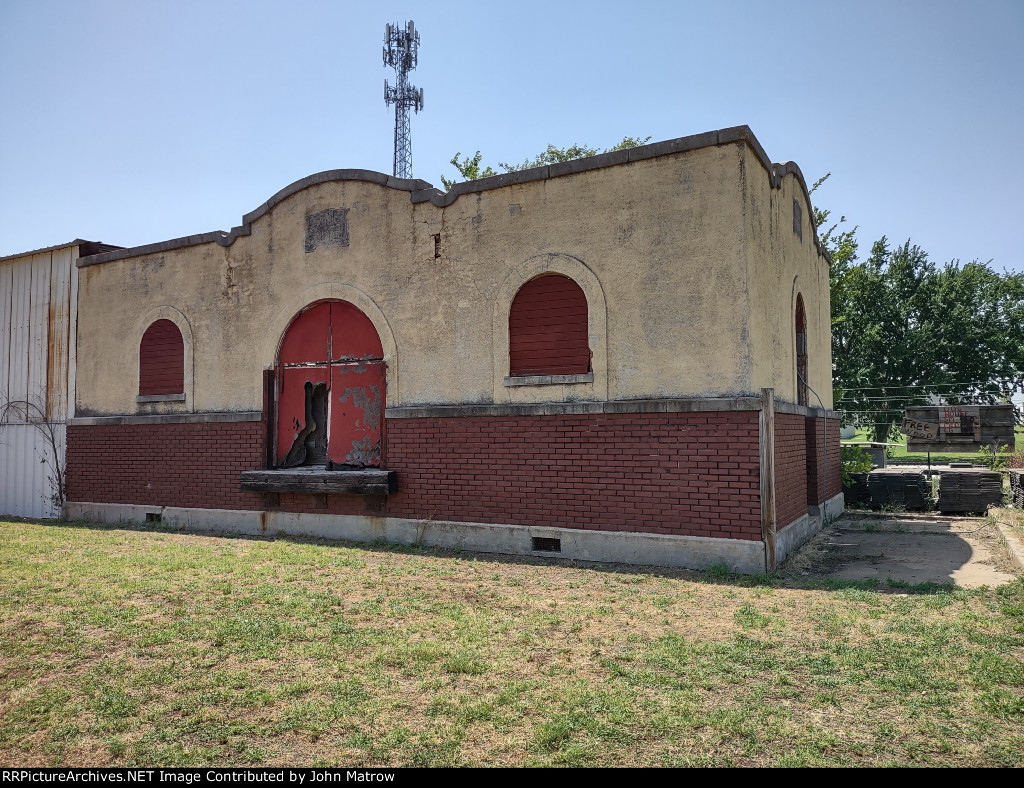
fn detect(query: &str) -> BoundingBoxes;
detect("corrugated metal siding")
[0,247,77,518]
[47,248,74,419]
[0,263,12,401]
[0,424,65,518]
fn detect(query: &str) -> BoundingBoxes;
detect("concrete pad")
[781,511,1021,588]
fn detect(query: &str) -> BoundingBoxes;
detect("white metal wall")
[0,424,66,518]
[0,246,78,518]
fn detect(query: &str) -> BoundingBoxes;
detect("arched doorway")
[795,295,808,407]
[275,300,385,468]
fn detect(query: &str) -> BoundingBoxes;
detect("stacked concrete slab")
[842,472,871,507]
[936,469,1003,514]
[867,469,930,510]
[1009,469,1024,509]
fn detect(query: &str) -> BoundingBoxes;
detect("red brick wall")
[805,416,842,503]
[774,413,808,528]
[68,410,765,541]
[385,411,762,539]
[67,421,266,511]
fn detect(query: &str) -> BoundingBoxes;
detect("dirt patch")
[779,511,1021,588]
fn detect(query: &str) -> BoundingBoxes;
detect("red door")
[276,300,385,467]
[329,361,385,467]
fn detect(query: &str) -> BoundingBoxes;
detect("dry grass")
[1,517,1022,767]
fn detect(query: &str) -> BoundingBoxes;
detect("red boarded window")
[139,319,184,395]
[509,274,590,376]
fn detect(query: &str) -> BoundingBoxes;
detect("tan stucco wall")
[74,132,830,416]
[743,153,834,408]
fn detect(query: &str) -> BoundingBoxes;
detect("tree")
[440,152,498,191]
[813,177,1024,440]
[809,173,859,328]
[832,237,942,442]
[440,136,651,191]
[929,260,1024,405]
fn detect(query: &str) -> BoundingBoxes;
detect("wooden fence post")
[760,387,777,573]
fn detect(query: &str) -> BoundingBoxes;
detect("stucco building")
[64,125,842,573]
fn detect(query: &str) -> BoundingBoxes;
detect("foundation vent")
[145,512,162,523]
[532,536,561,553]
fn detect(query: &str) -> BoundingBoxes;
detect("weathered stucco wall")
[743,155,834,408]
[74,127,829,417]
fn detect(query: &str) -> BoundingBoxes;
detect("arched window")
[139,319,184,395]
[275,300,386,468]
[509,274,590,376]
[795,295,808,407]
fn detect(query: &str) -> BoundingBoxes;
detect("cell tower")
[383,20,424,180]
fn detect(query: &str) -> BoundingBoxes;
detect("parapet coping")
[77,125,827,268]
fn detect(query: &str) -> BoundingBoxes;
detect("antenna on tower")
[383,20,424,180]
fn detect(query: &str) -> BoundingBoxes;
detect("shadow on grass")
[0,514,993,598]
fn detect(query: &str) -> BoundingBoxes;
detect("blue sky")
[1,0,1022,272]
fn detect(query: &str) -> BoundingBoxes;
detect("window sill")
[136,393,186,403]
[504,373,594,387]
[240,467,397,496]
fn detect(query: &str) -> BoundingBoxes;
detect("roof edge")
[78,126,826,267]
[771,160,830,261]
[2,239,122,263]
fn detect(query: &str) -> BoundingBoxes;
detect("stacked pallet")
[936,469,1004,514]
[1009,469,1024,509]
[867,469,930,510]
[842,472,871,507]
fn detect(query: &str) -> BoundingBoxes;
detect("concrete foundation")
[776,492,845,564]
[65,501,769,574]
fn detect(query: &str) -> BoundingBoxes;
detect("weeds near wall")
[840,444,873,486]
[978,443,1013,472]
[0,397,66,513]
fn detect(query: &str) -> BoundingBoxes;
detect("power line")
[839,380,1021,392]
[836,396,1013,403]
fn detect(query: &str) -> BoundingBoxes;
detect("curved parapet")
[78,170,435,267]
[772,160,829,261]
[78,125,825,267]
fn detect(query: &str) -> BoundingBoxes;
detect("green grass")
[851,426,1024,465]
[1,518,1023,767]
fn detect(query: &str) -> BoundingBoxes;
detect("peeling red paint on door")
[275,300,385,467]
[329,361,385,467]
[277,367,330,466]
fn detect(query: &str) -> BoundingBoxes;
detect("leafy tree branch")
[440,136,652,191]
